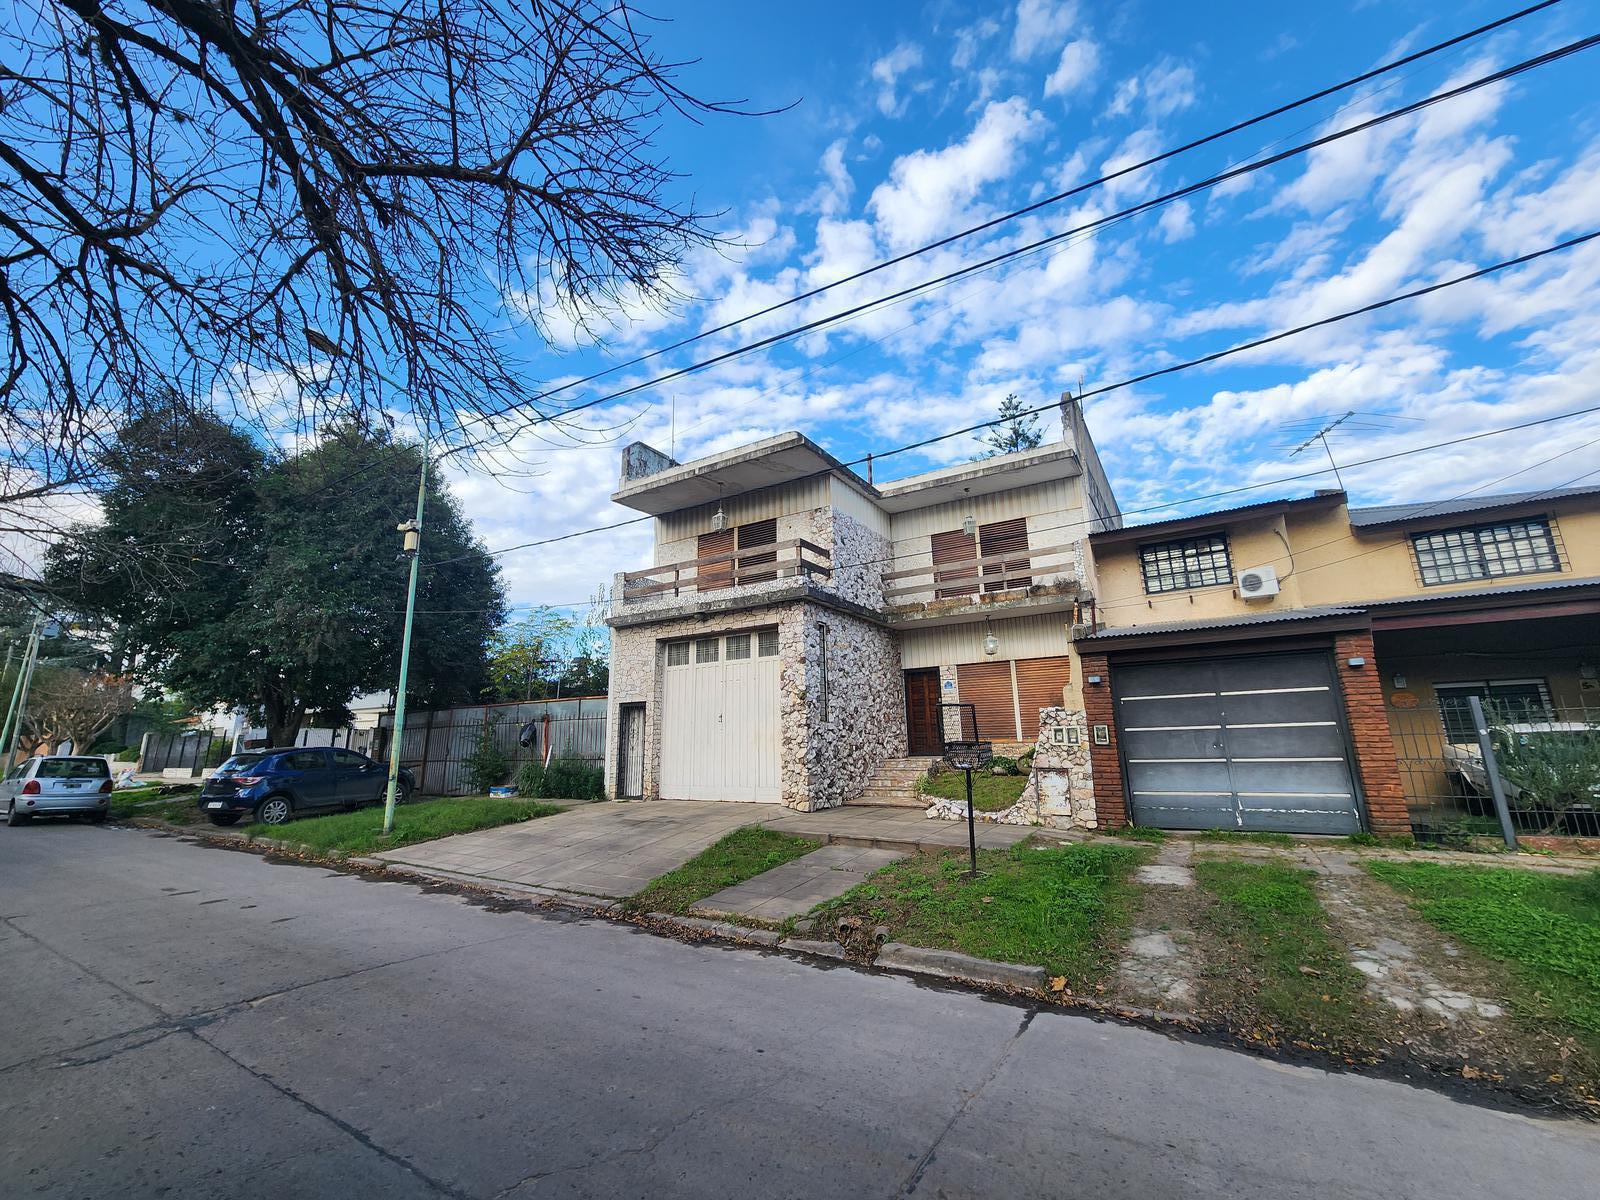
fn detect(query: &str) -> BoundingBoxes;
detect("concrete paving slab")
[693,844,907,921]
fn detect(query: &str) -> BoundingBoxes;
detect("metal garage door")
[1115,653,1361,834]
[660,630,781,802]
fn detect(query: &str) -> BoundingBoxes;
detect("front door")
[618,704,645,799]
[904,669,943,755]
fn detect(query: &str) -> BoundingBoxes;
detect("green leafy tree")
[485,608,578,700]
[978,393,1043,458]
[47,413,505,745]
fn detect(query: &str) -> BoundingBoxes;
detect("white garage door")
[660,629,781,802]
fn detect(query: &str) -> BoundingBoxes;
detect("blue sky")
[442,0,1600,611]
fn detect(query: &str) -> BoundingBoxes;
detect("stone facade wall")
[604,596,905,812]
[1334,629,1412,835]
[828,510,891,610]
[793,603,906,809]
[923,706,1095,828]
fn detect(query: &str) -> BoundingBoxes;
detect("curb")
[777,937,851,961]
[875,942,1047,991]
[647,913,782,947]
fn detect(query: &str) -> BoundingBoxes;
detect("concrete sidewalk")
[374,799,1033,900]
[692,844,907,921]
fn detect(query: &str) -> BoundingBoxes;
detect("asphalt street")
[2,820,1597,1199]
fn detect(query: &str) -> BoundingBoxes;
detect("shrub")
[1018,747,1035,772]
[988,755,1019,776]
[114,747,139,762]
[517,755,603,801]
[465,722,510,793]
[1495,724,1600,833]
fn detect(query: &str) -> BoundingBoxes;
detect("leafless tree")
[25,665,134,752]
[0,1,753,505]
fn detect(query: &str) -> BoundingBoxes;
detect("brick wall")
[1333,630,1411,835]
[1078,651,1128,828]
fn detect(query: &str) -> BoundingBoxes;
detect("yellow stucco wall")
[1091,494,1600,629]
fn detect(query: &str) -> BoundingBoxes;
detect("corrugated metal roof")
[1078,605,1365,641]
[1088,491,1345,545]
[1348,485,1600,528]
[1359,575,1600,607]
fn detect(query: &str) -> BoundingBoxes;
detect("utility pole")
[3,618,46,771]
[0,637,22,763]
[381,444,427,835]
[304,325,427,837]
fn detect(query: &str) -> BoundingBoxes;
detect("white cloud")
[952,16,1001,71]
[1158,199,1194,243]
[1105,57,1196,120]
[871,43,924,118]
[867,97,1045,249]
[1012,0,1078,60]
[809,139,854,218]
[1044,40,1100,100]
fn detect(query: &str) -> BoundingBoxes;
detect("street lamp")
[306,328,424,835]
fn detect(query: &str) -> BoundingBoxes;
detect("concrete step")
[848,792,927,809]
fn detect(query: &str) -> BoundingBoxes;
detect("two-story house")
[602,397,1120,819]
[1075,486,1600,837]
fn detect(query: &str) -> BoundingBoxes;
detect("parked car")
[198,747,415,826]
[3,756,114,825]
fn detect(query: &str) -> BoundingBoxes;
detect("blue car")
[199,747,415,827]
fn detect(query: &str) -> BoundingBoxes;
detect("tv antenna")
[1288,410,1355,491]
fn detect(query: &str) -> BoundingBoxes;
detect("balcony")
[881,539,1082,625]
[613,539,833,620]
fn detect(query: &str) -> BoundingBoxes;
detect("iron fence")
[371,696,606,796]
[1390,696,1600,845]
[139,730,221,776]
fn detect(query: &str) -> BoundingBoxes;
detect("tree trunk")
[263,688,305,748]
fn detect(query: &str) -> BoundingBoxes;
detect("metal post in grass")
[964,763,977,876]
[1467,694,1518,851]
[940,701,989,879]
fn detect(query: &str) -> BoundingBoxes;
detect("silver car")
[2,756,114,825]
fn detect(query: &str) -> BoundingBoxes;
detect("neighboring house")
[1077,486,1600,836]
[603,397,1119,818]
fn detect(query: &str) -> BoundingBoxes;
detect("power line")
[448,32,1600,438]
[435,224,1600,569]
[439,1,1570,430]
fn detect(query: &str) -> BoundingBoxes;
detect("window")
[332,749,369,768]
[665,641,690,667]
[979,518,1031,593]
[284,750,327,771]
[737,518,778,584]
[37,757,111,779]
[1412,518,1560,586]
[726,633,752,660]
[695,637,720,663]
[1139,533,1232,594]
[816,622,830,721]
[758,629,780,657]
[931,528,978,600]
[1435,679,1554,743]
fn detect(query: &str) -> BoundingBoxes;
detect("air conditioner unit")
[1237,565,1280,600]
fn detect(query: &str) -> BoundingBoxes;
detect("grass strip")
[245,795,561,856]
[1195,828,1294,847]
[817,841,1143,987]
[111,791,202,823]
[918,770,1028,813]
[1367,861,1600,1051]
[1106,824,1167,842]
[1194,859,1369,1045]
[626,826,818,915]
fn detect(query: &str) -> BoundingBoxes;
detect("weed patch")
[818,841,1143,987]
[246,795,561,856]
[919,770,1027,813]
[1196,828,1294,848]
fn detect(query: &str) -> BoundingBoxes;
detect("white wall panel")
[899,613,1072,669]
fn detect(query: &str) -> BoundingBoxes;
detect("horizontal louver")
[932,528,977,600]
[738,518,778,584]
[956,661,1017,741]
[979,518,1030,592]
[697,529,735,591]
[1015,656,1072,740]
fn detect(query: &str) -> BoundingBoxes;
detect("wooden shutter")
[979,518,1031,592]
[932,529,977,600]
[697,529,735,592]
[956,661,1017,741]
[737,518,777,584]
[1015,656,1072,740]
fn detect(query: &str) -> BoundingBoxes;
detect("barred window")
[1139,533,1232,594]
[695,637,720,663]
[725,633,752,660]
[1412,518,1559,586]
[665,641,689,667]
[757,629,780,657]
[1435,680,1553,743]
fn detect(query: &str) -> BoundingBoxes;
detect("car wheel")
[6,802,28,827]
[254,796,293,826]
[395,783,411,807]
[208,813,241,827]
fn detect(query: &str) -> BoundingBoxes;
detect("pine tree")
[978,393,1043,458]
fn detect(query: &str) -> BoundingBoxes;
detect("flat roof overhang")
[611,432,875,515]
[874,445,1081,513]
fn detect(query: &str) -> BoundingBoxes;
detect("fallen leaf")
[1298,965,1322,976]
[981,896,994,903]
[1462,1065,1482,1080]
[1548,1073,1566,1084]
[1048,975,1067,992]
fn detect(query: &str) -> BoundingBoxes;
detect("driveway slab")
[692,844,906,921]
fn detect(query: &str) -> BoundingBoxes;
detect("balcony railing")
[619,539,832,602]
[881,540,1078,610]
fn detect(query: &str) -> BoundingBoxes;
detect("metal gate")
[618,704,645,799]
[1115,652,1361,834]
[659,631,781,802]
